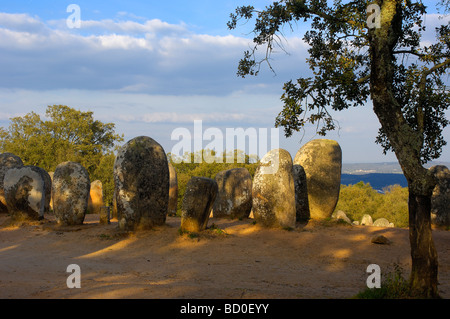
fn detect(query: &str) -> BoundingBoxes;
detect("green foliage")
[0,105,124,207]
[169,150,259,216]
[335,182,409,228]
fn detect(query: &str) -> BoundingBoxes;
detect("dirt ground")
[0,213,449,299]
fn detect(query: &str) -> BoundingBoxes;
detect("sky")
[0,0,449,164]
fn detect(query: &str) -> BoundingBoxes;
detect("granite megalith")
[293,164,310,222]
[0,153,24,213]
[168,162,178,216]
[88,180,104,215]
[213,168,252,219]
[181,177,218,233]
[430,165,450,227]
[294,139,342,221]
[52,162,91,226]
[3,165,51,220]
[252,148,296,228]
[114,136,170,231]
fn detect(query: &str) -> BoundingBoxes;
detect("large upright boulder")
[213,168,252,219]
[181,177,218,232]
[252,148,296,228]
[3,166,51,220]
[293,164,310,222]
[52,162,90,226]
[168,162,178,216]
[88,180,104,215]
[0,153,24,213]
[114,136,170,231]
[294,139,342,221]
[430,165,450,227]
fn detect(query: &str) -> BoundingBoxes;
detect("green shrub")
[335,182,409,228]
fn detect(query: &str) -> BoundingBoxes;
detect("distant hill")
[342,161,450,175]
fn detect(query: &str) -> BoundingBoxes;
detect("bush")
[335,182,409,228]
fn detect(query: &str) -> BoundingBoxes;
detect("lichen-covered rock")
[213,168,252,219]
[293,164,310,222]
[3,166,51,220]
[181,177,218,232]
[0,153,24,213]
[52,162,90,226]
[168,162,178,216]
[294,139,342,220]
[114,136,169,231]
[88,180,104,215]
[430,165,450,227]
[252,149,296,228]
[373,218,391,227]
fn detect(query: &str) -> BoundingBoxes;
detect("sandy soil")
[0,213,449,299]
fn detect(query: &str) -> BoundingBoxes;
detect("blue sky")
[0,1,449,164]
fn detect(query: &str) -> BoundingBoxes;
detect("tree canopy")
[0,105,124,205]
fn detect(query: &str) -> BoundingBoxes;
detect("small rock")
[373,218,391,227]
[371,235,392,245]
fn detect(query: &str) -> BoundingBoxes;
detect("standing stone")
[3,166,51,220]
[252,149,296,228]
[0,153,24,213]
[88,180,104,215]
[213,168,252,219]
[181,177,218,232]
[294,139,342,221]
[48,172,54,211]
[168,162,178,216]
[114,136,169,231]
[430,165,450,227]
[52,162,90,226]
[293,164,310,222]
[373,218,391,227]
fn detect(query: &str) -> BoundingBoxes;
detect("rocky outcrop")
[213,168,252,219]
[114,136,169,231]
[252,149,296,228]
[294,139,342,220]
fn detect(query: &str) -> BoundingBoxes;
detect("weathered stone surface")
[52,162,90,226]
[168,162,178,216]
[361,214,373,226]
[114,136,169,231]
[3,166,51,220]
[430,165,450,227]
[99,206,110,225]
[293,164,310,222]
[88,180,104,215]
[332,210,352,224]
[252,149,296,228]
[213,168,252,219]
[0,153,24,213]
[48,172,54,211]
[294,139,342,221]
[181,177,218,232]
[373,218,391,228]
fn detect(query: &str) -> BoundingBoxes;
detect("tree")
[0,105,124,206]
[229,0,449,298]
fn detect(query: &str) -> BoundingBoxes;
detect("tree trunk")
[368,0,440,298]
[408,190,439,298]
